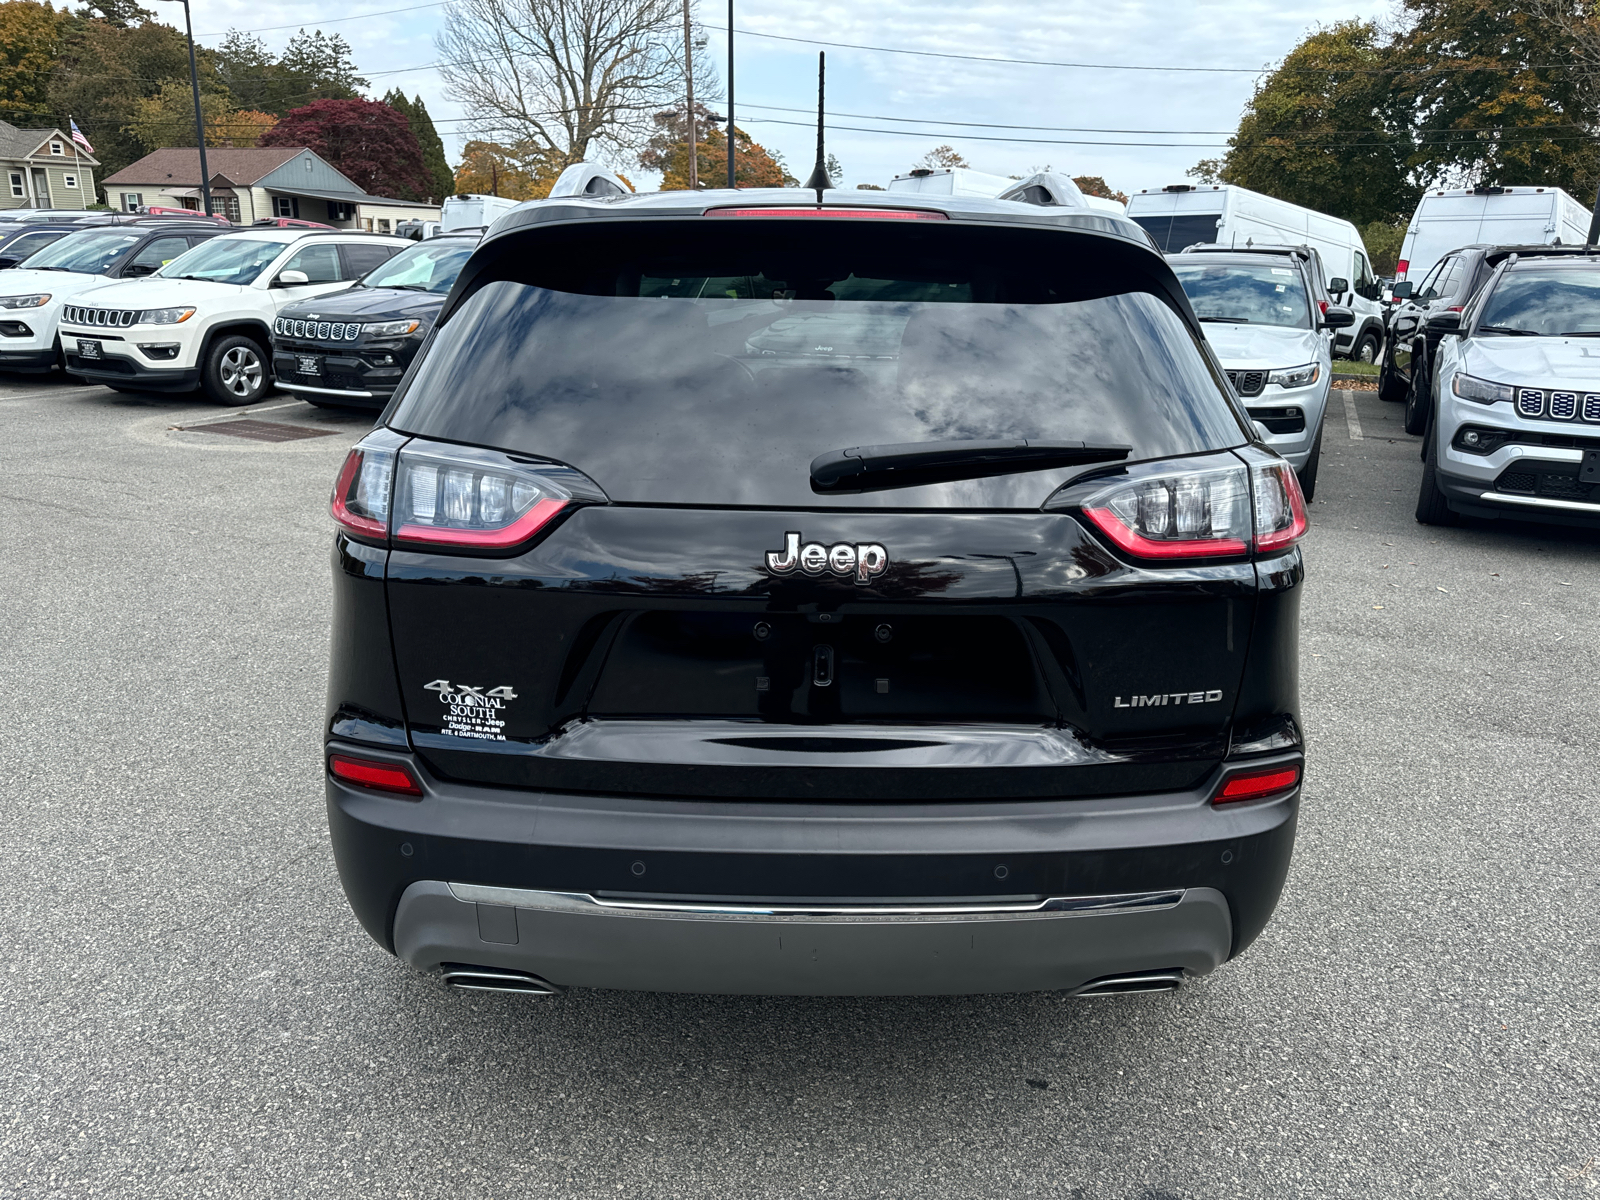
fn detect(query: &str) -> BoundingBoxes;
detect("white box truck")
[1394,185,1589,284]
[441,193,522,232]
[1128,183,1386,361]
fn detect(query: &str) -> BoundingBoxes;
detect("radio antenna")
[801,52,832,198]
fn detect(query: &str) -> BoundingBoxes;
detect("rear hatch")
[367,214,1273,801]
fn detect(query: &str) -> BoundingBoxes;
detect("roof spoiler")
[548,163,633,200]
[998,172,1089,209]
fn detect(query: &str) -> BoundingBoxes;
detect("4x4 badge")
[765,531,889,585]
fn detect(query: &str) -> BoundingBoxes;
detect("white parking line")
[1342,390,1364,441]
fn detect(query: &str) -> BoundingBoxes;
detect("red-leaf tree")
[259,98,428,199]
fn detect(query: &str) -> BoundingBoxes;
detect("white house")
[0,119,99,211]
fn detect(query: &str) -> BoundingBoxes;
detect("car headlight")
[1451,373,1514,404]
[0,293,50,309]
[363,318,421,338]
[138,306,196,325]
[1267,363,1320,388]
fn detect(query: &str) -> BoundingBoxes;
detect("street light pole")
[157,0,211,218]
[683,0,697,190]
[726,0,735,188]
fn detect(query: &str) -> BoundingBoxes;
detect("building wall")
[356,202,442,233]
[3,161,95,209]
[257,152,364,196]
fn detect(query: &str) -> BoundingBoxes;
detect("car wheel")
[202,335,270,405]
[1414,421,1460,526]
[1402,351,1430,435]
[1377,345,1407,403]
[1354,330,1380,364]
[1297,416,1323,503]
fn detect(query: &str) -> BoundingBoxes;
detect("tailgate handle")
[812,644,835,688]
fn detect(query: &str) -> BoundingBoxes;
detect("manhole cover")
[181,419,336,443]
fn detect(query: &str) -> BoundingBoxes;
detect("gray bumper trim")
[396,880,1232,996]
[278,381,376,399]
[1479,491,1600,514]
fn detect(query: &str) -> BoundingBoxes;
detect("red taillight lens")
[1215,764,1300,804]
[1318,299,1329,316]
[329,754,422,796]
[1080,463,1252,561]
[392,443,576,551]
[1447,304,1463,313]
[331,443,394,540]
[1395,259,1409,279]
[705,207,947,220]
[1250,460,1308,553]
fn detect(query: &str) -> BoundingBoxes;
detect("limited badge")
[423,679,517,741]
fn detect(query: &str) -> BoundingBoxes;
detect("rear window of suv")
[389,221,1247,470]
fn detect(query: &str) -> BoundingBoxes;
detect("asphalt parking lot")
[2,377,1597,1199]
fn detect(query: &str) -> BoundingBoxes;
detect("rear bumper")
[326,742,1300,996]
[394,881,1233,996]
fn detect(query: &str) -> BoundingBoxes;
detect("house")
[101,147,440,231]
[0,119,99,210]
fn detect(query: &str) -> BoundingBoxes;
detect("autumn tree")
[0,0,67,116]
[125,80,233,151]
[1072,175,1129,203]
[261,99,428,199]
[916,144,968,170]
[453,139,561,199]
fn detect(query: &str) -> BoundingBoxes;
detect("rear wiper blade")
[1198,316,1250,323]
[810,439,1131,494]
[1477,324,1540,336]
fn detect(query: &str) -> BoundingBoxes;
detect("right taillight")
[1250,460,1308,553]
[1395,259,1409,279]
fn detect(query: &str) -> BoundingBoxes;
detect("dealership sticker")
[423,679,517,741]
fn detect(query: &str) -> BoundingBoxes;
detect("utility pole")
[155,0,211,218]
[726,0,735,188]
[683,0,697,189]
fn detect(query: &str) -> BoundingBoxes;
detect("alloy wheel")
[220,346,263,398]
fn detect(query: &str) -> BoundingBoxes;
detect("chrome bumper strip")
[278,381,375,398]
[1480,491,1600,514]
[447,883,1184,920]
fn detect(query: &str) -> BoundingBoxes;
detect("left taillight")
[329,753,422,797]
[330,431,399,541]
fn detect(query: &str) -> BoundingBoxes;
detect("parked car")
[1128,183,1385,362]
[0,222,82,269]
[1377,243,1501,433]
[0,221,226,375]
[271,232,479,408]
[1414,246,1600,528]
[324,170,1307,1000]
[59,229,409,403]
[136,205,233,225]
[1168,244,1353,500]
[1395,185,1588,289]
[252,217,336,230]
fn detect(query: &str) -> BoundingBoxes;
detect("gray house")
[0,120,99,211]
[101,147,439,231]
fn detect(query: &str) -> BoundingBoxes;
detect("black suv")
[1378,244,1498,433]
[324,186,1307,998]
[272,233,478,409]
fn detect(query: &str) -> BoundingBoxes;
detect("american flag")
[70,119,94,155]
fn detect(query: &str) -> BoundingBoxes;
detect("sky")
[184,0,1389,194]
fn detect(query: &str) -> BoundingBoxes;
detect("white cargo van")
[1128,184,1386,360]
[897,168,1127,215]
[1395,185,1589,284]
[441,194,522,232]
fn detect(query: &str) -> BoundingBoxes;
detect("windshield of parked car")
[1477,266,1600,336]
[20,230,141,273]
[157,236,286,285]
[1169,261,1312,329]
[390,224,1248,504]
[360,239,473,293]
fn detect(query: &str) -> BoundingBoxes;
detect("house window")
[377,218,391,233]
[328,202,353,222]
[304,157,313,171]
[275,196,294,218]
[213,196,240,223]
[49,141,64,155]
[9,173,22,199]
[121,192,143,212]
[63,174,78,189]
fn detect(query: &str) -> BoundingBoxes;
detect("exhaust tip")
[1070,970,1185,998]
[440,963,561,995]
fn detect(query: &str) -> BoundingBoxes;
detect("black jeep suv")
[324,186,1307,998]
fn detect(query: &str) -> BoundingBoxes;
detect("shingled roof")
[103,147,308,188]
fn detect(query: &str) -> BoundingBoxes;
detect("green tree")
[1213,20,1415,226]
[383,90,453,202]
[73,0,151,29]
[278,29,368,104]
[1394,0,1599,195]
[1362,220,1407,275]
[0,0,67,116]
[124,79,232,151]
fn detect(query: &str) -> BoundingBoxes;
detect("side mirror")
[1425,310,1463,335]
[1320,306,1356,330]
[123,262,156,277]
[275,269,310,287]
[1390,281,1413,299]
[1328,277,1349,295]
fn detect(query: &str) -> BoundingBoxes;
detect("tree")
[261,99,429,199]
[1362,220,1407,275]
[1072,175,1129,203]
[0,1,67,116]
[1394,0,1599,196]
[1212,21,1416,226]
[73,0,151,28]
[125,80,233,151]
[916,144,968,169]
[453,139,560,198]
[639,106,786,188]
[278,30,368,103]
[384,90,454,202]
[1185,159,1223,184]
[437,0,689,167]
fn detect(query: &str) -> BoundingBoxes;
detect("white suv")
[59,229,409,404]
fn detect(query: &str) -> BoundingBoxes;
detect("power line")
[195,2,448,39]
